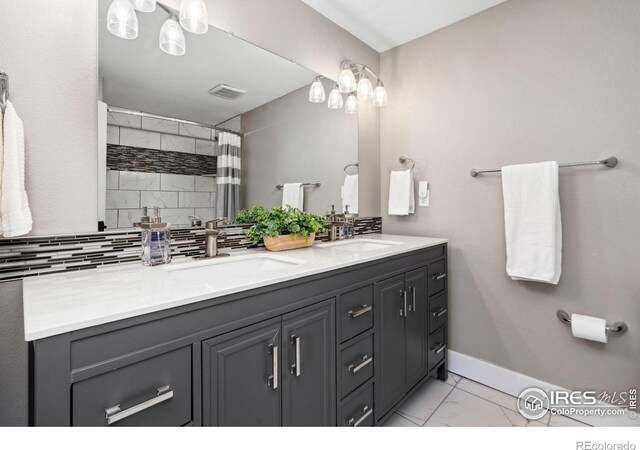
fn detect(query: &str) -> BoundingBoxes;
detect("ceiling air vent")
[208,84,247,100]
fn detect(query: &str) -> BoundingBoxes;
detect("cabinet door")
[405,269,427,388]
[202,318,281,426]
[375,275,407,419]
[282,299,336,426]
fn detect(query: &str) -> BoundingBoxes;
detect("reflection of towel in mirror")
[341,174,358,214]
[1,101,32,237]
[282,183,303,210]
[388,170,414,216]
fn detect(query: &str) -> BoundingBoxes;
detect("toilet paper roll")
[571,314,608,343]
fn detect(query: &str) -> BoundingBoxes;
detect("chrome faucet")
[204,218,229,258]
[189,215,202,227]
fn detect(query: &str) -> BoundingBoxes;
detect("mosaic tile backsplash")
[0,217,382,282]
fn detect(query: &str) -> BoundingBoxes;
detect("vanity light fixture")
[179,0,209,35]
[327,84,344,109]
[372,80,388,107]
[308,76,326,103]
[159,15,186,56]
[338,62,357,93]
[356,72,373,101]
[133,0,156,12]
[107,0,139,40]
[344,94,358,114]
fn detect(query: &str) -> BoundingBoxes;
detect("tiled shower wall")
[106,111,226,229]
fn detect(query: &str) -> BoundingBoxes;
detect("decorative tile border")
[107,144,216,176]
[0,217,382,282]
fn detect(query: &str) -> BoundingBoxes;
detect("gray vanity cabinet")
[202,300,335,427]
[375,268,429,421]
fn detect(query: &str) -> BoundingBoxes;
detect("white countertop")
[23,234,447,341]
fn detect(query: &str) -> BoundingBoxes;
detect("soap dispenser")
[343,205,355,239]
[140,206,171,266]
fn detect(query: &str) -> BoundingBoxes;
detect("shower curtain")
[215,132,241,220]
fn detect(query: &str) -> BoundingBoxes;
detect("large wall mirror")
[98,0,360,230]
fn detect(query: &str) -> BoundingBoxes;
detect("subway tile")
[195,176,215,192]
[140,191,178,209]
[180,123,211,140]
[107,125,119,145]
[195,139,215,156]
[161,174,194,191]
[179,192,211,208]
[106,190,140,209]
[107,112,141,128]
[161,134,196,153]
[117,209,143,228]
[162,208,196,227]
[105,210,118,230]
[119,171,161,191]
[106,170,119,190]
[142,117,179,134]
[120,128,161,150]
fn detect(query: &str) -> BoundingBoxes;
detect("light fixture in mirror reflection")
[309,60,387,113]
[99,0,359,229]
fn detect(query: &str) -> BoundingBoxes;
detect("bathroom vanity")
[24,235,448,426]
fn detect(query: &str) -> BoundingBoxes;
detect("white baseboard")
[448,350,638,427]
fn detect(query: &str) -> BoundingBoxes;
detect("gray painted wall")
[242,79,358,214]
[0,281,27,426]
[380,0,640,393]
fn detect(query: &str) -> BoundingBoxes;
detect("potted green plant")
[235,205,326,251]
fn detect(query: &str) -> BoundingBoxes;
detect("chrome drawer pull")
[348,354,373,374]
[290,335,301,377]
[268,344,279,390]
[411,286,416,313]
[105,385,173,425]
[432,307,447,318]
[431,343,446,354]
[348,405,373,427]
[432,273,446,280]
[348,304,372,318]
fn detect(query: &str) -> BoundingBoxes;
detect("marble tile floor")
[383,372,591,427]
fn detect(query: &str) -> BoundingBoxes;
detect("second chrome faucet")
[204,218,230,258]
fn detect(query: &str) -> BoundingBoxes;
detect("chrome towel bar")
[556,310,628,335]
[470,156,618,177]
[276,182,321,190]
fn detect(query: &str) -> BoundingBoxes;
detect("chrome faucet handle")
[205,217,227,229]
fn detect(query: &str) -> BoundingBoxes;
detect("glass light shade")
[179,0,209,34]
[344,94,358,114]
[373,81,388,107]
[338,68,357,93]
[308,78,325,103]
[327,84,343,109]
[356,75,373,101]
[159,17,186,56]
[133,0,156,12]
[107,0,139,40]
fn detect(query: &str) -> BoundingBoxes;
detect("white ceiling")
[302,0,508,53]
[98,0,317,125]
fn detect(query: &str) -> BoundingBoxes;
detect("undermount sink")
[166,254,304,285]
[317,239,402,252]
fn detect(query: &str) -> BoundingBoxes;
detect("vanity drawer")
[428,260,446,297]
[339,382,374,427]
[428,293,447,334]
[427,327,446,373]
[339,333,374,399]
[339,285,374,343]
[72,346,192,426]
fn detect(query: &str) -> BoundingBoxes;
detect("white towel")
[502,161,562,284]
[1,101,32,237]
[388,170,414,215]
[281,183,303,210]
[341,174,358,214]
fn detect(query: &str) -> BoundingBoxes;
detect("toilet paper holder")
[557,310,628,335]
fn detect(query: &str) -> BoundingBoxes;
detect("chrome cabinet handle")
[105,385,173,425]
[348,405,373,427]
[348,304,372,318]
[268,344,279,390]
[432,307,447,318]
[348,355,373,374]
[411,286,416,313]
[399,289,408,317]
[432,273,446,280]
[290,335,301,377]
[431,343,446,354]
